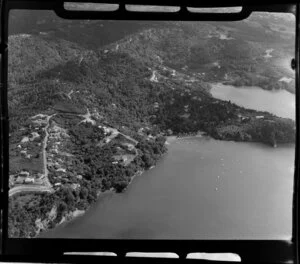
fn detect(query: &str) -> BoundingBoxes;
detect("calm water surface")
[46,85,295,239]
[211,83,295,120]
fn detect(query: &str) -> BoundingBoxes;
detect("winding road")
[9,114,55,197]
[42,114,55,188]
[9,110,137,197]
[8,185,53,197]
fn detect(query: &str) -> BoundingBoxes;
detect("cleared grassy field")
[9,156,43,174]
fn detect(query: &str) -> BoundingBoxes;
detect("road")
[42,114,55,188]
[9,114,55,197]
[98,127,138,146]
[119,132,138,145]
[9,185,53,197]
[9,111,137,197]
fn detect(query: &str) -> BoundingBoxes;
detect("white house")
[24,177,35,184]
[256,116,264,119]
[19,171,30,177]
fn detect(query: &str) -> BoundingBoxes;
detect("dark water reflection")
[46,136,294,239]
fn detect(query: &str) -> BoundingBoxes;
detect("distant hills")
[9,9,295,91]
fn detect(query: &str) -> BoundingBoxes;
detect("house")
[241,117,251,123]
[19,171,30,177]
[147,135,155,140]
[71,183,80,190]
[20,150,27,156]
[126,144,135,151]
[31,132,40,141]
[21,136,29,143]
[24,177,35,184]
[15,176,25,184]
[20,150,31,159]
[51,148,58,154]
[121,142,135,151]
[37,173,45,179]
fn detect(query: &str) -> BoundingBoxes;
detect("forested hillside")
[8,14,295,237]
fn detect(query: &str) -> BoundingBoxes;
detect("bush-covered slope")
[8,24,295,238]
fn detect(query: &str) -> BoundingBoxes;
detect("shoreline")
[52,168,148,230]
[42,130,294,234]
[166,131,206,144]
[167,133,295,149]
[52,150,167,230]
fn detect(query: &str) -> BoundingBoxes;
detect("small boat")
[215,187,218,191]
